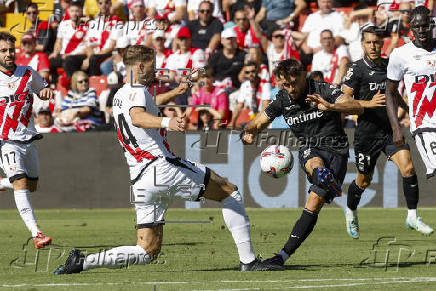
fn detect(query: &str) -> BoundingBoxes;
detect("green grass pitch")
[1,208,436,290]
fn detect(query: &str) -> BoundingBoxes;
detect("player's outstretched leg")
[391,150,433,236]
[344,174,371,239]
[202,170,283,271]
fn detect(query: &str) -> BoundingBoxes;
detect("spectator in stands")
[308,70,324,82]
[34,106,61,133]
[54,71,102,131]
[124,0,154,46]
[15,33,50,81]
[255,0,307,31]
[186,67,229,129]
[166,26,206,85]
[49,1,88,83]
[339,4,374,61]
[384,1,413,56]
[232,5,267,54]
[187,0,222,21]
[147,13,181,49]
[152,30,173,81]
[186,0,223,55]
[311,29,349,85]
[148,0,186,23]
[208,28,246,89]
[266,25,301,85]
[229,61,270,128]
[25,3,56,54]
[112,36,129,78]
[300,0,345,54]
[83,0,122,76]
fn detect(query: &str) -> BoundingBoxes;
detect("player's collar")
[0,65,16,76]
[363,55,383,69]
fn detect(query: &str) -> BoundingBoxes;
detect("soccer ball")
[260,145,294,178]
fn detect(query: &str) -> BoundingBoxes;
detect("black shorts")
[299,147,348,202]
[354,135,410,175]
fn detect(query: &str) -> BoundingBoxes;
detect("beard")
[139,72,156,87]
[0,58,15,71]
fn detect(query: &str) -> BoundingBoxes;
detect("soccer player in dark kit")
[241,59,363,266]
[342,25,433,239]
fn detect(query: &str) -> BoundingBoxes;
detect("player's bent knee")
[358,179,371,189]
[402,165,416,178]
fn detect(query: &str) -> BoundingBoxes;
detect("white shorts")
[132,157,210,226]
[0,140,39,182]
[415,131,436,179]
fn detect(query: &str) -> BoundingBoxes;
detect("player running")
[242,59,363,267]
[342,25,433,239]
[0,32,54,248]
[54,45,282,274]
[387,6,436,182]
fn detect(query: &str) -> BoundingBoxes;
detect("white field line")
[2,277,436,289]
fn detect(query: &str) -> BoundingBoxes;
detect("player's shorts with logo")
[414,130,436,179]
[354,135,410,175]
[0,140,39,182]
[132,156,211,227]
[298,146,348,203]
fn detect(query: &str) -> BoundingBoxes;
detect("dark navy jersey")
[343,57,391,139]
[264,79,348,155]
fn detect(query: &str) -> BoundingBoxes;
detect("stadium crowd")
[1,0,434,132]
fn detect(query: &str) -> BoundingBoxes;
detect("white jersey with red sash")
[166,47,205,75]
[0,66,47,141]
[156,48,173,73]
[233,26,261,51]
[86,15,122,53]
[311,45,349,84]
[112,83,174,181]
[57,20,89,55]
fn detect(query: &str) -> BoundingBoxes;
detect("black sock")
[347,180,365,211]
[403,174,419,209]
[283,209,318,256]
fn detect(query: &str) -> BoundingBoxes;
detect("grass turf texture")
[1,208,436,290]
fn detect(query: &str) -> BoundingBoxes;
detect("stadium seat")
[235,108,251,127]
[90,76,108,98]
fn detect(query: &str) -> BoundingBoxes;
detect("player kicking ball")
[242,59,363,266]
[54,45,282,274]
[342,25,433,239]
[0,32,53,248]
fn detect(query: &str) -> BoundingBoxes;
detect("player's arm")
[241,111,272,144]
[386,79,404,146]
[130,107,186,131]
[306,92,363,115]
[155,82,189,105]
[342,84,386,110]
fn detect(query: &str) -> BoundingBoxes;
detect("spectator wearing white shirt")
[149,0,187,23]
[311,29,349,86]
[300,0,345,54]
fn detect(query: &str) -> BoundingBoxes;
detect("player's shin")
[13,189,40,237]
[83,245,151,271]
[403,174,419,218]
[346,180,365,212]
[282,208,318,260]
[221,191,256,264]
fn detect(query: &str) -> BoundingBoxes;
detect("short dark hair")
[123,45,155,66]
[360,25,383,42]
[0,32,16,44]
[411,5,431,23]
[70,0,84,8]
[26,3,38,11]
[273,59,305,81]
[320,29,333,36]
[199,0,214,13]
[309,71,324,81]
[244,61,258,70]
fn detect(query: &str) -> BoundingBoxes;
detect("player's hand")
[368,90,386,108]
[393,128,405,147]
[39,88,54,100]
[168,114,186,132]
[306,94,331,111]
[241,131,255,145]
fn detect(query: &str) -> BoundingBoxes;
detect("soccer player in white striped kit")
[387,6,436,180]
[0,32,54,248]
[55,45,282,274]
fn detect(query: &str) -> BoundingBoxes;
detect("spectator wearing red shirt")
[16,34,50,81]
[25,3,56,55]
[49,1,89,81]
[83,0,122,76]
[186,67,229,129]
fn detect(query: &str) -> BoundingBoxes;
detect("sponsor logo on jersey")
[369,82,386,91]
[286,110,323,126]
[414,73,436,84]
[369,71,375,76]
[7,82,16,89]
[0,94,31,104]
